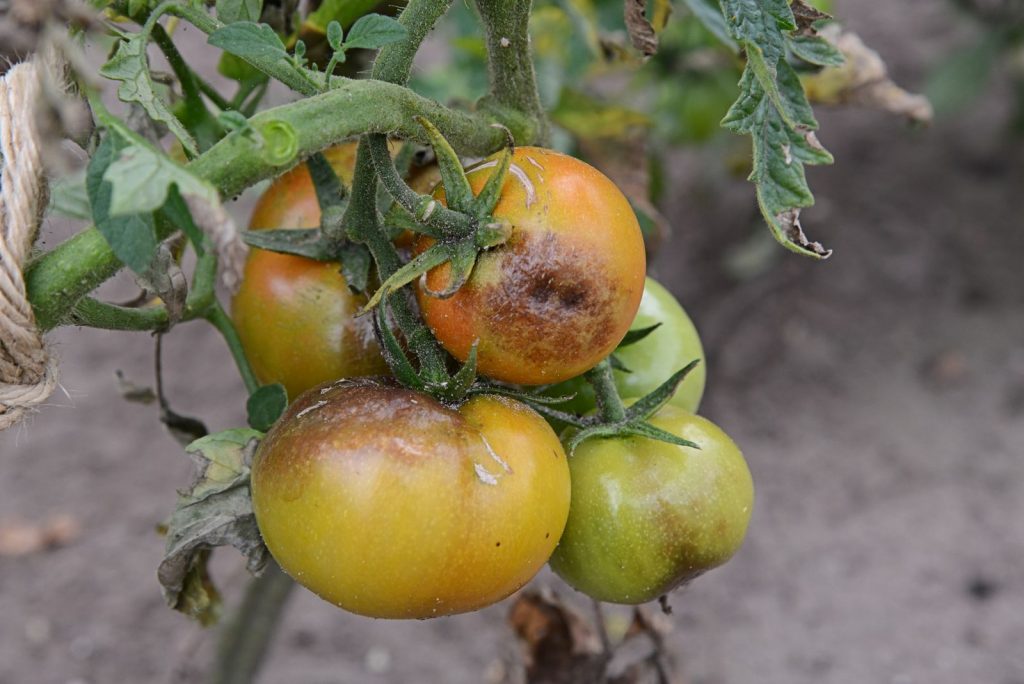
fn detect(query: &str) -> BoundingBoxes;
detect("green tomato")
[549,405,753,604]
[548,277,706,415]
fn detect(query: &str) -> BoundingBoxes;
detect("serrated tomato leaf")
[718,0,835,258]
[100,34,198,158]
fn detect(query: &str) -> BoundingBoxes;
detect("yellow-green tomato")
[251,378,572,619]
[548,278,706,415]
[549,406,753,604]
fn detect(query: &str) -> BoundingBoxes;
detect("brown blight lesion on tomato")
[415,147,647,386]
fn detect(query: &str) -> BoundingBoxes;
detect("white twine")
[0,58,58,430]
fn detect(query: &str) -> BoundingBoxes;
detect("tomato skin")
[231,144,388,400]
[548,277,706,415]
[549,406,753,604]
[415,147,646,386]
[250,378,572,619]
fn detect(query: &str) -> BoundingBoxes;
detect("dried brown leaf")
[624,0,658,57]
[801,24,933,125]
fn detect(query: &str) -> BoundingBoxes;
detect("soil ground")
[2,0,1023,682]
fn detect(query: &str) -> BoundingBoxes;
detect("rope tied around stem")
[0,57,59,431]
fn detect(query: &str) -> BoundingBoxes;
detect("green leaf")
[720,0,795,68]
[718,0,835,258]
[342,14,409,50]
[103,143,247,287]
[208,21,289,65]
[216,0,263,24]
[788,34,844,66]
[102,144,221,217]
[307,0,382,33]
[247,384,287,430]
[326,20,344,51]
[48,170,91,220]
[217,110,250,132]
[86,135,159,274]
[217,51,269,84]
[681,0,737,51]
[723,59,833,257]
[100,34,199,158]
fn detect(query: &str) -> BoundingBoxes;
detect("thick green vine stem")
[473,0,548,141]
[209,562,295,684]
[27,84,514,330]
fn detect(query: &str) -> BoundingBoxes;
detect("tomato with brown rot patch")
[414,147,647,386]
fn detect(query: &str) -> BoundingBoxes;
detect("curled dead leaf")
[182,193,248,293]
[624,0,658,57]
[801,24,933,125]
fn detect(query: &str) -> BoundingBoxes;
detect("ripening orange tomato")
[251,378,572,618]
[415,147,646,385]
[231,144,389,400]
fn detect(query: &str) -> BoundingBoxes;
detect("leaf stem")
[205,301,260,395]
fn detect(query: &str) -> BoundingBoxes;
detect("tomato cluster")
[238,143,753,618]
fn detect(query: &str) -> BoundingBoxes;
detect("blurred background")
[1,0,1023,682]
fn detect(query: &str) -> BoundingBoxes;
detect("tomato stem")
[586,358,628,423]
[205,302,260,395]
[209,562,295,684]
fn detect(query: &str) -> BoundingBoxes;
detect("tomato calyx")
[360,117,517,314]
[238,150,375,292]
[528,356,704,454]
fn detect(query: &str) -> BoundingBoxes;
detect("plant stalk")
[208,562,295,684]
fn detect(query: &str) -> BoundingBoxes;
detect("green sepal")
[618,323,661,348]
[609,354,631,374]
[415,116,474,212]
[338,242,372,293]
[419,241,477,299]
[373,298,424,389]
[624,359,701,421]
[240,228,334,260]
[471,138,513,217]
[383,202,442,239]
[567,423,625,454]
[620,421,699,449]
[307,151,347,210]
[360,241,451,313]
[438,342,478,403]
